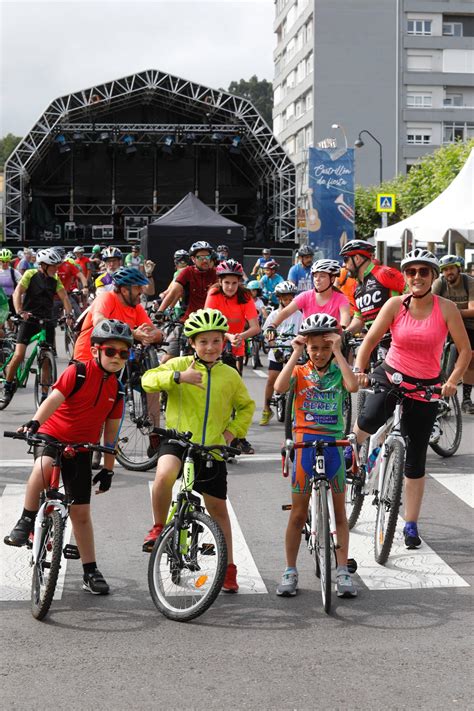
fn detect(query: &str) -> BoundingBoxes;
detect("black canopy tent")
[141,192,246,294]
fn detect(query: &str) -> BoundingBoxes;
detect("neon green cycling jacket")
[141,356,255,449]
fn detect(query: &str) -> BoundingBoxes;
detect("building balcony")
[404,36,474,50]
[403,71,474,86]
[403,107,474,121]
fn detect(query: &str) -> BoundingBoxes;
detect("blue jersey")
[260,273,284,305]
[288,263,313,293]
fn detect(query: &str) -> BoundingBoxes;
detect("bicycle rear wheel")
[251,340,261,369]
[315,486,332,614]
[345,471,365,530]
[429,395,462,458]
[284,389,295,440]
[148,510,227,622]
[343,391,352,435]
[276,394,286,422]
[374,440,404,565]
[64,324,76,359]
[116,380,159,471]
[31,509,64,621]
[34,349,57,408]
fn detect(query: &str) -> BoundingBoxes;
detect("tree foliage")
[0,133,22,169]
[226,75,273,127]
[355,139,474,238]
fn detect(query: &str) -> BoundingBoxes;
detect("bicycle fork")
[31,499,68,566]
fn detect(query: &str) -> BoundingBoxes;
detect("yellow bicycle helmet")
[183,308,228,337]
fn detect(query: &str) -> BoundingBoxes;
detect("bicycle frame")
[361,405,404,500]
[31,456,69,567]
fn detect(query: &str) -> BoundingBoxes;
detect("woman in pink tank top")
[353,249,470,550]
[266,258,350,334]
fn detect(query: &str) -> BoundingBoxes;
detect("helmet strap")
[411,287,433,300]
[314,276,335,294]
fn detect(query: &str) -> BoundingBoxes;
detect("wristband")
[352,366,363,374]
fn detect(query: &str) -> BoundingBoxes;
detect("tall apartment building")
[273,0,474,195]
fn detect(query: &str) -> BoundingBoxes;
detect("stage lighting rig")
[122,135,137,155]
[229,135,242,155]
[55,134,71,154]
[162,135,175,155]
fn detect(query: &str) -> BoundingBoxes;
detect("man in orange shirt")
[335,266,357,316]
[74,267,163,362]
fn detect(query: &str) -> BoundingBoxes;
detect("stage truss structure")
[3,69,296,242]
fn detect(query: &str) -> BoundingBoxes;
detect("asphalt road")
[1,344,473,710]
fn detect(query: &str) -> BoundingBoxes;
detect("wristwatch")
[173,371,181,384]
[352,366,363,374]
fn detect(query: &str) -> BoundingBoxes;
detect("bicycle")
[344,374,442,564]
[282,433,359,614]
[428,336,462,458]
[3,430,114,621]
[0,316,58,410]
[116,342,163,472]
[148,426,241,622]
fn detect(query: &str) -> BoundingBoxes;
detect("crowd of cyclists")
[0,235,472,600]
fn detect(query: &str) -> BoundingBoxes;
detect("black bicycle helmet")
[298,244,315,257]
[91,319,133,346]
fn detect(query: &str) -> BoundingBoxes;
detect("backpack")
[69,360,124,413]
[439,273,470,300]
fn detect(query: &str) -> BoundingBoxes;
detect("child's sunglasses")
[97,346,130,359]
[404,267,431,278]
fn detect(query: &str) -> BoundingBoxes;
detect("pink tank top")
[385,295,447,380]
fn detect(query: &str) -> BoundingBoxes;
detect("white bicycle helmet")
[274,280,298,295]
[299,313,339,335]
[400,248,440,276]
[311,259,341,276]
[102,246,123,260]
[36,247,64,265]
[189,241,213,256]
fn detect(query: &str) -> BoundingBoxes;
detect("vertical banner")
[307,147,355,261]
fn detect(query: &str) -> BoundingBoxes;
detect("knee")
[289,510,307,529]
[70,507,92,526]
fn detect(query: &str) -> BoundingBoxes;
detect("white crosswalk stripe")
[428,469,473,508]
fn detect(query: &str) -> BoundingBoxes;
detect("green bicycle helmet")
[183,308,228,337]
[439,254,464,271]
[92,244,102,254]
[0,248,13,262]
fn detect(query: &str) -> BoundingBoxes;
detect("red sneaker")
[222,563,239,593]
[142,524,164,553]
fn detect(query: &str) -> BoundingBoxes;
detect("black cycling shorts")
[268,360,283,372]
[34,440,93,505]
[17,320,55,347]
[357,367,439,479]
[158,439,228,500]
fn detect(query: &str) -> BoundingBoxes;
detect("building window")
[295,101,303,118]
[444,93,463,107]
[407,54,433,71]
[305,90,313,111]
[407,19,432,36]
[407,92,432,108]
[306,51,313,75]
[297,60,306,83]
[306,19,313,42]
[443,122,474,143]
[407,132,431,144]
[443,22,463,37]
[305,125,313,147]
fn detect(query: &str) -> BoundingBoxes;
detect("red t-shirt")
[73,291,152,362]
[39,359,123,444]
[76,256,90,278]
[204,290,258,356]
[176,266,217,319]
[57,261,80,293]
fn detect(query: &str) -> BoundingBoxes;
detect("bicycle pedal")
[347,558,358,574]
[282,504,292,510]
[63,544,80,559]
[200,543,215,556]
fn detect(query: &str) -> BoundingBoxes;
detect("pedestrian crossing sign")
[376,194,396,212]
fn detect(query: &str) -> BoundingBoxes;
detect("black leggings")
[357,368,439,479]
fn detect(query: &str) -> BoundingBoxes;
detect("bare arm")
[346,314,364,334]
[12,283,26,314]
[57,288,73,315]
[268,300,299,330]
[339,302,351,329]
[239,317,260,341]
[19,389,66,430]
[103,418,121,471]
[459,298,474,320]
[158,281,184,311]
[354,297,401,372]
[274,337,305,394]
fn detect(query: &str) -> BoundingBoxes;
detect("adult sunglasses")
[97,346,130,359]
[194,255,211,261]
[404,267,431,278]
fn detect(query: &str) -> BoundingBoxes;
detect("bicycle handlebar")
[152,427,242,457]
[366,375,443,399]
[4,431,116,455]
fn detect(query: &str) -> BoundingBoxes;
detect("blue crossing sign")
[376,194,396,213]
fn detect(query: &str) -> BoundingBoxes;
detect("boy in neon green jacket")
[141,308,255,592]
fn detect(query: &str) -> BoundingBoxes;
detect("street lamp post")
[354,129,383,184]
[331,123,348,150]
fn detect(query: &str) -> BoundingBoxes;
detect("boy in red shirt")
[4,319,132,595]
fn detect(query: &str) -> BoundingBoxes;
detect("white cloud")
[0,0,275,136]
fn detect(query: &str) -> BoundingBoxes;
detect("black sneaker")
[239,438,255,455]
[4,515,35,547]
[403,522,422,549]
[82,569,110,595]
[0,382,15,407]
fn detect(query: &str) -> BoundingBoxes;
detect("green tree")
[355,139,474,237]
[0,133,22,169]
[226,76,273,127]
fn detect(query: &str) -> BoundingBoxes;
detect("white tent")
[375,148,474,250]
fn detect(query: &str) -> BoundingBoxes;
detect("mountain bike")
[3,431,114,621]
[0,316,58,410]
[116,343,163,472]
[344,374,442,564]
[282,433,359,614]
[148,427,241,622]
[428,336,462,458]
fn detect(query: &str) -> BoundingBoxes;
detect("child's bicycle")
[147,427,241,622]
[282,433,359,614]
[0,316,59,410]
[344,374,442,564]
[3,431,114,621]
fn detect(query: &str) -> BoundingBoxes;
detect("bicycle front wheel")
[315,486,332,614]
[34,349,57,408]
[276,394,286,422]
[251,340,261,369]
[31,509,64,621]
[343,391,352,435]
[148,510,227,622]
[284,389,295,440]
[429,395,462,458]
[64,324,76,359]
[374,440,404,565]
[116,381,159,471]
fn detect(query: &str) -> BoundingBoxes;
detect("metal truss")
[4,68,295,242]
[54,202,238,217]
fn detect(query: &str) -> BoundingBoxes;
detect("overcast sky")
[0,0,275,136]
